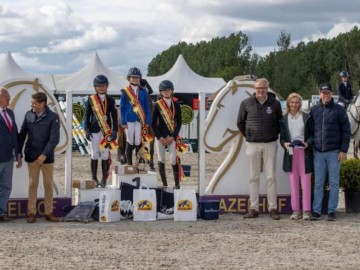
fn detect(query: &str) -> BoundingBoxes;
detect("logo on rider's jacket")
[136,200,152,211]
[266,107,273,114]
[176,200,193,211]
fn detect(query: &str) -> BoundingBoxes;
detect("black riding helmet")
[127,67,142,79]
[93,74,109,86]
[159,80,174,91]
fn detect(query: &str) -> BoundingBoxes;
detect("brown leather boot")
[27,213,36,223]
[46,213,60,222]
[0,216,12,222]
[244,209,259,219]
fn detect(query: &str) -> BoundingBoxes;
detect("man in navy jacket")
[310,83,351,221]
[0,87,22,221]
[19,92,60,223]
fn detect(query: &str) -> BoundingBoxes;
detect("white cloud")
[26,24,117,53]
[0,0,360,75]
[302,21,360,43]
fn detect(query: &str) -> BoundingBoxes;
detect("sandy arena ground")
[1,146,360,269]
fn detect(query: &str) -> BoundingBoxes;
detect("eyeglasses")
[130,76,140,79]
[255,87,267,90]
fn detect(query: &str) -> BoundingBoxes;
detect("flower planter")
[344,191,360,213]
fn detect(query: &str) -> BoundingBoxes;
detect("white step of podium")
[74,187,109,205]
[111,171,158,189]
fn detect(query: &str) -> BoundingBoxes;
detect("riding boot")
[101,160,109,188]
[172,164,180,189]
[126,143,134,165]
[118,147,127,164]
[149,159,155,171]
[91,159,100,186]
[158,162,167,187]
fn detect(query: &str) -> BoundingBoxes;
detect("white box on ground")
[74,187,108,205]
[111,171,158,188]
[114,165,135,175]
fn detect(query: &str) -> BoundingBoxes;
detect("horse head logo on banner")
[4,78,70,199]
[202,75,289,196]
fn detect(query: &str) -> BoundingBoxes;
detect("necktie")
[3,109,13,133]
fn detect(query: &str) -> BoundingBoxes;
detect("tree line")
[147,27,360,99]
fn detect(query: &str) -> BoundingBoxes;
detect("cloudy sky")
[1,0,360,76]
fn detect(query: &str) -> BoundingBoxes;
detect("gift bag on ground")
[156,188,174,220]
[174,188,197,221]
[133,186,157,221]
[99,189,121,222]
[120,182,137,219]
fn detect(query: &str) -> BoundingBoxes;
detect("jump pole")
[198,91,206,196]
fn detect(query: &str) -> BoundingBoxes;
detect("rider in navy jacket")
[338,71,354,107]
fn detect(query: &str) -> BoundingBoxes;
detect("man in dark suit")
[0,87,22,222]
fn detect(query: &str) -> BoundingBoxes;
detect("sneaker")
[302,211,311,220]
[269,209,280,220]
[244,209,259,219]
[290,211,302,220]
[328,212,337,221]
[311,212,322,220]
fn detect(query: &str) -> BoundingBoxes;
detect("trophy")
[134,144,150,173]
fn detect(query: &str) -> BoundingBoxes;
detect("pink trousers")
[289,148,311,211]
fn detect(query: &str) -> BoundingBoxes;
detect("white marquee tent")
[0,52,56,89]
[54,52,128,95]
[0,52,225,97]
[146,54,226,95]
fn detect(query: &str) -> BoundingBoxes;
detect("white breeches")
[126,121,142,145]
[90,132,110,160]
[155,139,177,165]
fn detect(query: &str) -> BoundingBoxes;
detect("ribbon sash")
[122,86,146,126]
[156,99,187,181]
[123,86,152,142]
[156,99,175,133]
[89,94,117,149]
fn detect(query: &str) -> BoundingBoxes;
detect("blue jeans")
[0,160,14,216]
[313,150,340,214]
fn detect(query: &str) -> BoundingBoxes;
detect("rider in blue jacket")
[120,67,151,165]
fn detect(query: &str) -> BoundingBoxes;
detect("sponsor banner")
[200,195,292,214]
[311,95,339,106]
[7,198,72,218]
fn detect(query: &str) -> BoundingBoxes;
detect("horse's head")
[203,79,255,153]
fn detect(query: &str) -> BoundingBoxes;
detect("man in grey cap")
[310,83,351,221]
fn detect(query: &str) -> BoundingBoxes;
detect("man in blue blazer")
[0,87,22,221]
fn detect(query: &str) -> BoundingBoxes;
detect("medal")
[105,133,112,142]
[103,115,107,121]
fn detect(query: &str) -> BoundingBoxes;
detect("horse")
[202,76,289,195]
[347,93,360,158]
